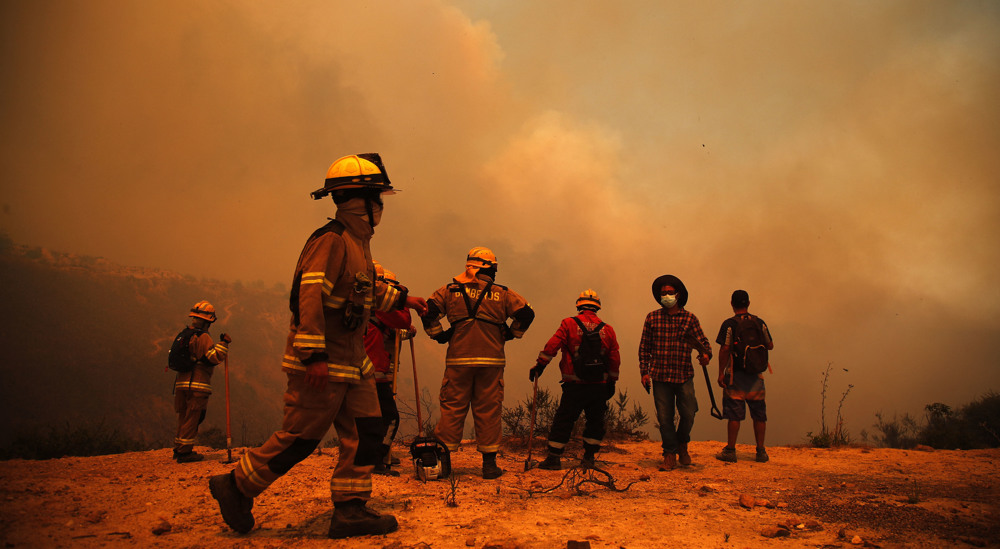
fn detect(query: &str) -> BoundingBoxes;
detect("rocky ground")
[0,440,998,548]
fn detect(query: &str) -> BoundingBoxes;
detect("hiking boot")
[579,455,596,469]
[175,451,205,463]
[209,471,254,534]
[482,462,504,479]
[390,456,401,465]
[372,463,400,477]
[715,446,737,463]
[755,447,769,463]
[678,444,692,466]
[658,454,677,471]
[538,455,561,470]
[328,500,398,539]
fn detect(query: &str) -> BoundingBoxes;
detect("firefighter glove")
[220,333,232,344]
[529,361,546,382]
[431,326,454,344]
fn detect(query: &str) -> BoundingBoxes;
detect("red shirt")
[536,309,621,383]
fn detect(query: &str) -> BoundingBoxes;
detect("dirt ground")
[0,440,998,548]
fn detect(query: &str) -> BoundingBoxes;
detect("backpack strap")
[451,281,502,327]
[571,317,605,336]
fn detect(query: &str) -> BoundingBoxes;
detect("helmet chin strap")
[364,197,376,228]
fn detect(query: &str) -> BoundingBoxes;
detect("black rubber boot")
[328,499,398,539]
[482,452,503,479]
[175,451,205,463]
[539,454,561,470]
[209,471,255,534]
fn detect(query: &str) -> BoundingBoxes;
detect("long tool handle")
[526,378,538,461]
[391,329,401,395]
[409,338,423,436]
[700,361,724,420]
[225,355,233,461]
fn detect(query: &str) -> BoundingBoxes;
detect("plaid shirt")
[639,308,712,383]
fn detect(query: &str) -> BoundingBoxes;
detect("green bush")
[501,387,649,444]
[865,391,1000,449]
[0,420,153,460]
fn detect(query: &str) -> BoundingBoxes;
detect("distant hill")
[0,239,291,448]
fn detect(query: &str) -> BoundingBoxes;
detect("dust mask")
[660,294,677,308]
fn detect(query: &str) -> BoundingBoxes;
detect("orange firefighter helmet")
[466,246,497,269]
[189,300,217,322]
[576,289,601,311]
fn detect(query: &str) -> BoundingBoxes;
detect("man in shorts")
[714,290,774,463]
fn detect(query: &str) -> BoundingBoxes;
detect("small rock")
[776,502,788,508]
[639,474,651,481]
[915,444,934,452]
[699,485,716,493]
[465,537,476,546]
[761,526,790,538]
[567,542,592,549]
[754,498,770,507]
[738,494,756,509]
[851,535,863,545]
[804,520,823,531]
[151,519,171,536]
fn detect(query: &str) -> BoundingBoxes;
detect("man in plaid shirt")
[639,274,712,471]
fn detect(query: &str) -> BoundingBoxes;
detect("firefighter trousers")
[234,373,384,503]
[434,366,504,453]
[173,389,209,454]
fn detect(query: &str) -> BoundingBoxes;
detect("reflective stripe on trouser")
[433,366,504,453]
[546,383,607,456]
[174,390,209,453]
[234,373,383,503]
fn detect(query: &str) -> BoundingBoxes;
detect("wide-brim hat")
[651,274,688,308]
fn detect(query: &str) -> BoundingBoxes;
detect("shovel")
[523,378,539,471]
[699,360,724,420]
[222,354,237,463]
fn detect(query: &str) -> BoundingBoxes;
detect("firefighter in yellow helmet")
[167,300,231,463]
[529,289,620,470]
[421,246,535,479]
[209,154,428,539]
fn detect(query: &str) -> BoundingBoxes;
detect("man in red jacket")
[365,264,414,476]
[529,289,620,469]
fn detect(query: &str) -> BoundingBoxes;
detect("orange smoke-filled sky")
[2,1,998,444]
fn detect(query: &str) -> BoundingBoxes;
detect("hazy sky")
[2,1,998,445]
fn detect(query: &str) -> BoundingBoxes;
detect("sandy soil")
[1,440,997,548]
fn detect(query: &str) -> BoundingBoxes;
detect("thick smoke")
[2,0,998,443]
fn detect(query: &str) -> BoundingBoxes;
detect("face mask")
[660,294,677,308]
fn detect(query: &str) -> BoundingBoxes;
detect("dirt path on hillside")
[1,441,998,548]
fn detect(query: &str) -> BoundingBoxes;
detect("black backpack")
[571,317,608,382]
[732,314,768,374]
[167,327,205,373]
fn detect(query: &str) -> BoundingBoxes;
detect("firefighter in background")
[366,264,415,476]
[422,247,534,479]
[529,289,620,470]
[209,153,428,539]
[172,300,231,463]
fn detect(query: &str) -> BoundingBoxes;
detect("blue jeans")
[652,379,698,455]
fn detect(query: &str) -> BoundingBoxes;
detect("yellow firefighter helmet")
[382,269,399,286]
[311,153,396,200]
[466,246,497,269]
[576,289,601,311]
[189,300,217,322]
